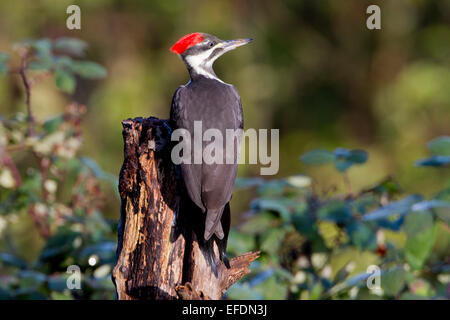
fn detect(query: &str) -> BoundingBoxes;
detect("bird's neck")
[183,56,223,83]
[187,65,218,81]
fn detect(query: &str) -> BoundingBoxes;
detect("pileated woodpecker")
[169,33,252,273]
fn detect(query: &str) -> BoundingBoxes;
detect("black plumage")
[171,76,243,234]
[169,33,251,273]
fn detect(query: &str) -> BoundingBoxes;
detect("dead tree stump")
[112,117,259,300]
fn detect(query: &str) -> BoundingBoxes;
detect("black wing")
[170,85,205,211]
[170,79,243,239]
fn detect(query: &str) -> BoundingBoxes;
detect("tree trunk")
[112,117,259,300]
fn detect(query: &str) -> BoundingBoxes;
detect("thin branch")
[18,52,34,136]
[0,147,22,187]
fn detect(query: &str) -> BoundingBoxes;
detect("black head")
[170,32,252,79]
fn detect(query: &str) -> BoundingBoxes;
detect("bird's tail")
[201,204,231,276]
[204,207,225,241]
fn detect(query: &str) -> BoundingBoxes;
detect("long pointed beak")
[221,38,253,51]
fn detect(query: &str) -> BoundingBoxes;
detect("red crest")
[170,33,204,54]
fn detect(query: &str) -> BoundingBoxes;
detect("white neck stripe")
[184,48,226,84]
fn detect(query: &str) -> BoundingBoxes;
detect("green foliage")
[428,137,450,156]
[54,69,76,94]
[227,141,449,300]
[416,136,450,167]
[404,211,435,270]
[300,148,368,172]
[8,38,107,94]
[0,38,114,300]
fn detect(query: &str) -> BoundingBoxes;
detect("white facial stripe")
[185,47,214,68]
[184,45,227,83]
[185,47,216,79]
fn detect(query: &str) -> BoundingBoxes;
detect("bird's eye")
[209,41,215,47]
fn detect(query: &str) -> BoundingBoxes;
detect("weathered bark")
[112,117,259,300]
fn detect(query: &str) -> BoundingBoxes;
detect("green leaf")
[301,148,368,171]
[362,195,423,221]
[25,39,54,72]
[0,252,27,269]
[404,211,435,270]
[292,208,316,238]
[18,270,47,290]
[300,149,335,165]
[411,200,450,212]
[55,69,76,93]
[250,198,292,222]
[318,221,347,248]
[32,39,52,57]
[350,193,377,215]
[428,136,450,156]
[346,149,369,164]
[415,155,450,167]
[317,200,353,223]
[70,61,107,79]
[329,248,380,279]
[404,211,433,236]
[327,271,372,296]
[346,222,376,250]
[39,229,80,263]
[431,221,450,261]
[434,189,450,223]
[53,37,87,56]
[382,268,406,296]
[309,282,324,300]
[333,148,368,171]
[54,56,74,69]
[43,115,64,133]
[260,227,289,255]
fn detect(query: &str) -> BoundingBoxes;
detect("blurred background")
[0,0,448,300]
